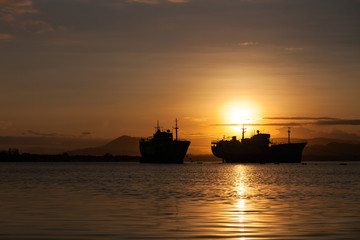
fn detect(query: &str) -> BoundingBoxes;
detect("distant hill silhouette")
[271,137,360,146]
[304,137,360,146]
[0,136,108,154]
[303,142,360,161]
[272,137,360,161]
[67,135,141,156]
[266,137,360,161]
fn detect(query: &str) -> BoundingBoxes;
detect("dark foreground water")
[0,162,359,239]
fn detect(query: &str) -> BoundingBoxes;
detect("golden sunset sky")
[0,0,359,153]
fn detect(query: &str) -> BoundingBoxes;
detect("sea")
[0,161,359,239]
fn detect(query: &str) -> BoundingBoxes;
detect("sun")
[229,108,252,131]
[222,101,260,132]
[230,109,251,125]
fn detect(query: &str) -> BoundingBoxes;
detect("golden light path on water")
[204,164,291,240]
[225,165,253,239]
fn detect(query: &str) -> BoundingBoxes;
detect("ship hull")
[140,140,190,164]
[212,142,306,163]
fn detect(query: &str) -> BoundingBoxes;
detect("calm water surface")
[0,162,359,239]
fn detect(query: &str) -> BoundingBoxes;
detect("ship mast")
[156,120,160,131]
[175,118,178,141]
[241,124,246,140]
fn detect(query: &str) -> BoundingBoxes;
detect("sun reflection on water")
[223,165,253,239]
[235,198,247,239]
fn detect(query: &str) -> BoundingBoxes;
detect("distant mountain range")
[67,136,360,161]
[303,142,360,161]
[68,135,141,156]
[0,136,109,155]
[2,135,359,161]
[272,137,360,161]
[272,137,360,146]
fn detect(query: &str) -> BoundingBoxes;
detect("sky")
[1,0,359,154]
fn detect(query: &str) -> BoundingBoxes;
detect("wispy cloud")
[81,131,93,137]
[0,121,12,130]
[316,119,360,126]
[0,0,37,20]
[183,132,208,137]
[126,0,159,4]
[183,116,208,123]
[167,0,189,3]
[212,118,360,127]
[127,0,190,4]
[274,126,360,141]
[1,13,14,22]
[263,117,360,126]
[0,33,13,40]
[26,130,58,137]
[212,123,302,127]
[285,47,304,52]
[238,41,259,47]
[263,117,338,120]
[20,19,54,34]
[0,0,54,36]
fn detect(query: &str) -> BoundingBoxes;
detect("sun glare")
[222,101,260,132]
[230,109,251,131]
[230,109,251,124]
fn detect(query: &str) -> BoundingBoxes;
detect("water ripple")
[0,162,359,239]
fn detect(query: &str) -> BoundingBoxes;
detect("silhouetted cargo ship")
[139,119,190,164]
[211,127,307,163]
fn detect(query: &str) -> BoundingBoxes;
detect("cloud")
[21,19,47,25]
[3,0,33,7]
[274,126,360,141]
[20,19,54,34]
[263,117,338,120]
[0,0,53,35]
[263,117,360,126]
[0,33,13,40]
[1,13,14,22]
[183,116,208,123]
[183,132,208,137]
[126,0,189,4]
[211,122,302,127]
[315,119,360,126]
[127,0,159,4]
[285,47,304,52]
[0,0,37,17]
[238,41,259,47]
[81,131,93,136]
[212,118,360,127]
[167,0,189,2]
[0,121,12,130]
[26,130,58,137]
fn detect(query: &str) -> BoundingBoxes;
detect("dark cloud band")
[27,130,57,137]
[212,118,360,127]
[315,120,360,125]
[263,117,338,120]
[212,123,302,127]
